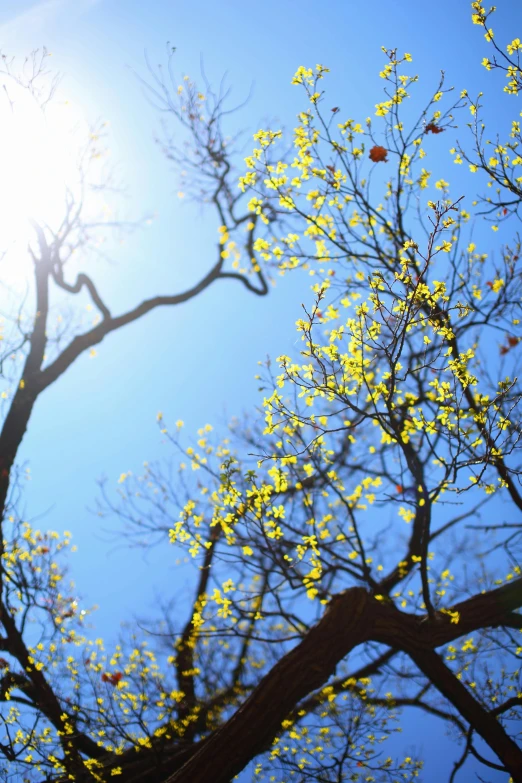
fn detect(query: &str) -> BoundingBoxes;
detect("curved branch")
[52,270,111,321]
[1,608,104,761]
[40,260,267,393]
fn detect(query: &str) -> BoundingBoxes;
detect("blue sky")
[0,0,519,779]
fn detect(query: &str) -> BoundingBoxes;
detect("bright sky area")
[0,0,519,779]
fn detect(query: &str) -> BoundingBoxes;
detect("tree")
[1,4,522,781]
[0,47,270,780]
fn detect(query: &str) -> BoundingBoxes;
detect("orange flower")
[425,122,444,134]
[102,672,123,686]
[369,145,388,163]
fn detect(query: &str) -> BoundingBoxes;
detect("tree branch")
[40,260,267,393]
[408,648,522,781]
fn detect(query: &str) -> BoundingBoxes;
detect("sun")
[0,67,108,288]
[0,75,101,289]
[0,84,86,231]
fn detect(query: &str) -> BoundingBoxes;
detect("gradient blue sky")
[0,1,519,779]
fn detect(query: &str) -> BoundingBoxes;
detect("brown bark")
[165,587,371,783]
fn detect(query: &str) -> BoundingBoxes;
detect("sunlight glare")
[0,83,92,281]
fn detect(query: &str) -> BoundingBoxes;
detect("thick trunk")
[166,588,371,783]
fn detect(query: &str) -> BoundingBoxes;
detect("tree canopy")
[0,3,521,782]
